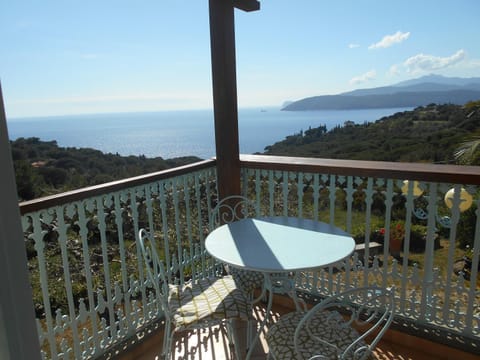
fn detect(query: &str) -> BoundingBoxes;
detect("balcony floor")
[114,300,478,360]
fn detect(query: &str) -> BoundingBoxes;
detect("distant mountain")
[282,75,480,111]
[282,100,294,108]
[394,74,480,87]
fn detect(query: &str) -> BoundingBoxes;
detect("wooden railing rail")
[240,154,480,185]
[19,159,217,215]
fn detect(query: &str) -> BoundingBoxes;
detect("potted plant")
[375,222,404,258]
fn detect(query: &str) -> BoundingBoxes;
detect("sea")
[6,107,412,160]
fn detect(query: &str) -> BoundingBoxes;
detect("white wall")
[0,83,41,359]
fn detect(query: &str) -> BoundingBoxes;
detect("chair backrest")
[210,195,258,229]
[209,195,264,294]
[294,286,395,360]
[138,229,169,312]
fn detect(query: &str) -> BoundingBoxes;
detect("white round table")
[206,216,355,273]
[205,216,355,359]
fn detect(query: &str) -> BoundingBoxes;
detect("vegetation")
[265,102,480,164]
[12,102,480,202]
[264,101,480,251]
[11,137,201,201]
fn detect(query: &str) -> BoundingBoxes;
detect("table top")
[205,216,355,273]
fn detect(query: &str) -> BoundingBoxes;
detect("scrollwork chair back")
[210,195,265,296]
[267,286,395,360]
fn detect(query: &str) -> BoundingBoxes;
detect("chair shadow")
[169,305,274,360]
[171,326,234,359]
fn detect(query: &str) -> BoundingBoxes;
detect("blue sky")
[1,0,479,118]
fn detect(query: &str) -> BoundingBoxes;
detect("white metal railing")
[239,155,480,347]
[20,155,480,358]
[21,161,218,359]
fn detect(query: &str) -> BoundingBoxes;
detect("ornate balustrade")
[20,160,218,359]
[19,155,480,358]
[239,154,480,351]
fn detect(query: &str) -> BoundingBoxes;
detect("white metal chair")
[266,286,395,360]
[210,195,265,297]
[210,195,305,312]
[138,228,252,359]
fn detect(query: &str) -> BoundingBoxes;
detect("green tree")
[455,131,480,165]
[455,100,480,165]
[14,160,41,200]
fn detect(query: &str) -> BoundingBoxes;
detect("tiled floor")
[114,302,477,360]
[115,305,279,360]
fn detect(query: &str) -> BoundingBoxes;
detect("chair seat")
[168,275,251,331]
[228,266,265,293]
[267,310,368,360]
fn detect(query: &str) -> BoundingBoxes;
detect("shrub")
[356,221,429,253]
[457,204,477,250]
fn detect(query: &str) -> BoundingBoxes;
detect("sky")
[1,0,480,118]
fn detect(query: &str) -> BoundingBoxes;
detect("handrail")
[20,155,480,215]
[240,154,480,185]
[19,158,217,215]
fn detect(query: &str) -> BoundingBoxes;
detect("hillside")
[264,102,480,164]
[12,101,480,201]
[283,75,480,111]
[11,137,201,201]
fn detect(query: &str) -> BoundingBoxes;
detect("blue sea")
[7,107,412,159]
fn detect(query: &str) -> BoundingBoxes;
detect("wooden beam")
[209,0,241,199]
[234,0,260,12]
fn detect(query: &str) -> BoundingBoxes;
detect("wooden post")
[209,0,241,200]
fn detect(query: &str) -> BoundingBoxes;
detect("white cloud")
[404,49,466,73]
[349,69,376,85]
[388,64,401,77]
[348,43,360,49]
[460,57,480,69]
[369,31,410,49]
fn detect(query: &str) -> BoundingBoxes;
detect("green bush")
[457,204,477,250]
[353,220,429,253]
